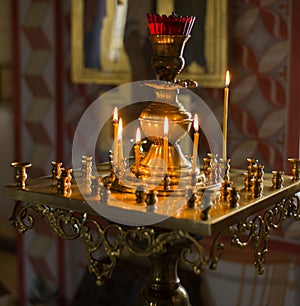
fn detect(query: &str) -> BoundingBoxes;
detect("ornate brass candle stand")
[4,161,300,305]
[5,13,300,306]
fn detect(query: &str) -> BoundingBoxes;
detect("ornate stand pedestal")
[4,169,300,305]
[137,240,191,306]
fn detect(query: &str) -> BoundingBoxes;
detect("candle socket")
[11,161,32,188]
[253,164,264,181]
[272,171,284,189]
[203,153,219,185]
[100,182,110,202]
[288,158,300,181]
[247,158,258,176]
[135,185,147,204]
[114,158,126,181]
[227,187,240,208]
[243,172,253,192]
[163,174,171,190]
[185,186,197,208]
[146,190,158,206]
[208,153,220,184]
[51,161,63,186]
[57,167,72,196]
[219,158,231,181]
[91,176,102,196]
[81,155,93,178]
[250,178,263,198]
[190,172,197,187]
[203,157,212,181]
[199,189,214,221]
[51,161,63,179]
[220,179,233,201]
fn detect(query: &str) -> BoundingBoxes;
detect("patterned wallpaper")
[197,0,290,172]
[230,0,289,171]
[13,0,299,305]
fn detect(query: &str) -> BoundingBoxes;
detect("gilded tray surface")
[4,169,300,237]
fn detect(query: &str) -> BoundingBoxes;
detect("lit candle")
[135,127,141,172]
[222,70,230,161]
[113,107,119,165]
[192,114,199,173]
[118,118,123,161]
[113,107,118,139]
[164,117,169,174]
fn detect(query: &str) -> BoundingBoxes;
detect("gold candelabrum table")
[4,162,300,306]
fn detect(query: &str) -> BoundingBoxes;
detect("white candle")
[118,118,123,161]
[222,70,230,161]
[164,117,169,174]
[113,107,118,165]
[192,114,199,173]
[135,127,141,171]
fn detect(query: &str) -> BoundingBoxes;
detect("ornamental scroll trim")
[229,195,300,274]
[10,202,224,285]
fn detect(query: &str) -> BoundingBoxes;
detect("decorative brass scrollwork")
[10,202,224,286]
[230,195,300,274]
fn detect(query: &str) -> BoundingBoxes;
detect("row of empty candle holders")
[10,157,300,221]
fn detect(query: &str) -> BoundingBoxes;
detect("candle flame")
[164,117,169,136]
[225,70,230,87]
[193,114,199,132]
[113,107,118,122]
[117,118,122,141]
[136,127,141,143]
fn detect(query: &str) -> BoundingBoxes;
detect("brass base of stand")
[137,143,196,184]
[136,242,191,306]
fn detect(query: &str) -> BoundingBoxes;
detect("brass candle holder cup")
[243,171,253,192]
[227,186,240,208]
[288,158,300,181]
[57,167,73,196]
[219,158,231,181]
[272,170,284,189]
[247,158,258,176]
[51,161,63,186]
[220,179,233,201]
[11,161,32,188]
[185,186,198,208]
